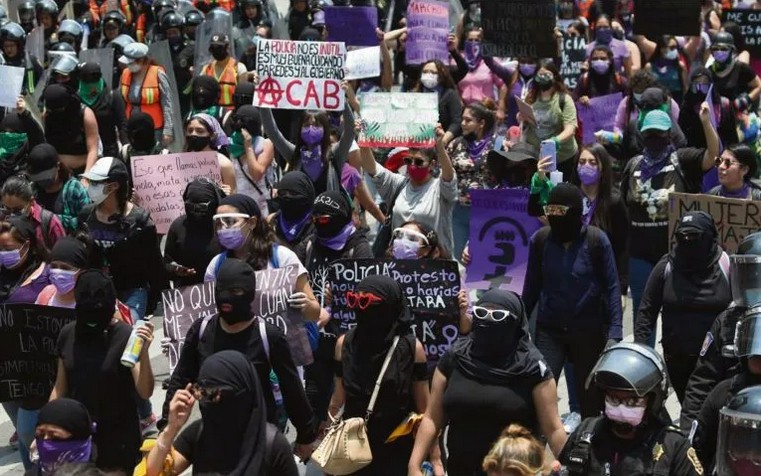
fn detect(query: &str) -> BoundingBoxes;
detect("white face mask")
[87,182,110,205]
[127,63,142,73]
[420,73,439,90]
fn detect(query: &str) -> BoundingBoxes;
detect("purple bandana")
[582,196,598,225]
[278,211,312,242]
[720,183,751,199]
[301,146,325,182]
[38,437,93,474]
[639,145,675,183]
[317,222,356,251]
[467,137,489,160]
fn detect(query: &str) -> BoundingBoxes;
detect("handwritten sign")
[577,93,623,145]
[560,36,587,89]
[345,46,381,80]
[358,92,438,148]
[724,10,761,58]
[668,192,761,254]
[255,39,346,111]
[0,65,25,108]
[482,0,556,58]
[0,304,74,402]
[405,0,449,65]
[131,152,221,234]
[324,6,378,47]
[161,266,312,372]
[466,189,543,294]
[330,259,460,369]
[633,0,701,37]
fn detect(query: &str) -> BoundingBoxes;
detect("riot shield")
[177,0,194,15]
[8,0,23,23]
[193,7,235,76]
[26,26,44,62]
[265,0,287,40]
[22,93,42,128]
[149,40,185,152]
[79,47,114,91]
[448,0,463,29]
[31,67,49,108]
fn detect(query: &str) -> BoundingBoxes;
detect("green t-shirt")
[525,93,579,163]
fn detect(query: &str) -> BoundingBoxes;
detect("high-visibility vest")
[577,0,595,20]
[120,65,164,129]
[202,58,238,107]
[96,0,133,27]
[135,13,147,43]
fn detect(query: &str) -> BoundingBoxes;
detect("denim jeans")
[452,202,470,262]
[17,408,39,469]
[564,363,580,414]
[629,257,656,347]
[117,288,153,420]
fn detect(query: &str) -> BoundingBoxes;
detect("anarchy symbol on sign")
[257,77,284,107]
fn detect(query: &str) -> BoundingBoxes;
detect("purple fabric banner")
[577,92,624,145]
[325,6,378,47]
[405,0,449,65]
[465,188,543,294]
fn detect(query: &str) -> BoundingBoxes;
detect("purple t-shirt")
[5,264,50,304]
[586,39,630,74]
[341,163,362,196]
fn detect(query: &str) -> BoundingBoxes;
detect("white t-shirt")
[204,245,308,282]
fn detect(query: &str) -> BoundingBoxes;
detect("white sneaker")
[563,412,581,434]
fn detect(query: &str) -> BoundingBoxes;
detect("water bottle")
[421,461,434,476]
[120,321,146,368]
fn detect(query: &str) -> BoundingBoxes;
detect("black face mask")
[642,134,670,156]
[314,215,346,239]
[216,289,253,325]
[210,46,228,61]
[548,212,582,243]
[535,74,554,91]
[470,318,520,364]
[186,135,211,151]
[277,196,311,220]
[192,92,216,110]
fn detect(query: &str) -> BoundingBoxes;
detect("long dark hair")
[0,218,48,284]
[290,111,332,171]
[576,143,615,232]
[587,45,617,95]
[525,60,568,104]
[464,101,496,137]
[384,220,451,260]
[413,60,457,91]
[245,212,279,271]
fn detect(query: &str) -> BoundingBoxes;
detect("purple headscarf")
[191,113,231,149]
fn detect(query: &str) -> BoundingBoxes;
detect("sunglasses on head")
[345,291,383,310]
[404,157,428,167]
[543,204,569,217]
[472,306,516,322]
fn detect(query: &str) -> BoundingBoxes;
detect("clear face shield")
[716,408,761,476]
[731,255,761,308]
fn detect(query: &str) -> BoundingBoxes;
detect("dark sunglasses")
[345,291,383,310]
[403,157,427,167]
[191,383,243,404]
[715,157,742,168]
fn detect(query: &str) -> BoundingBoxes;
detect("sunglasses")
[543,204,569,217]
[472,306,516,322]
[605,394,647,407]
[392,228,429,246]
[345,291,383,310]
[404,157,428,167]
[191,383,243,404]
[715,157,742,168]
[312,215,332,225]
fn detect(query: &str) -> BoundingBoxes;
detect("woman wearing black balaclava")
[119,112,168,184]
[0,104,45,184]
[408,290,566,476]
[42,84,99,175]
[164,178,224,287]
[28,398,95,476]
[270,171,316,249]
[222,81,256,134]
[146,350,299,476]
[634,211,732,402]
[51,269,155,474]
[330,274,432,476]
[295,191,372,428]
[185,75,225,124]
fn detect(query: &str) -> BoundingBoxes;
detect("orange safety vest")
[577,0,595,20]
[202,58,238,107]
[136,13,147,43]
[120,65,165,129]
[193,0,233,12]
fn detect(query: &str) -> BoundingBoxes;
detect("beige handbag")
[312,336,400,476]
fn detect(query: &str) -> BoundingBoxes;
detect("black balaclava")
[312,190,352,239]
[127,112,157,152]
[74,270,116,339]
[276,171,315,221]
[192,75,221,111]
[37,398,93,440]
[671,211,720,273]
[233,105,262,136]
[183,178,221,224]
[43,84,78,115]
[232,82,255,110]
[547,183,583,243]
[215,258,256,325]
[196,350,267,475]
[469,289,523,364]
[50,236,89,268]
[1,112,25,133]
[352,274,411,350]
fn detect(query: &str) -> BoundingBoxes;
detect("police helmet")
[0,22,27,44]
[0,6,7,20]
[58,19,84,41]
[184,9,203,26]
[109,33,134,52]
[731,233,761,308]
[36,0,59,17]
[153,0,176,18]
[716,385,761,476]
[51,54,80,75]
[713,31,736,51]
[160,11,185,30]
[103,10,126,28]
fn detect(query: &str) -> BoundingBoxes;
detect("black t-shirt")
[438,352,550,476]
[164,216,221,287]
[713,62,757,102]
[173,420,299,476]
[35,188,63,215]
[621,148,706,264]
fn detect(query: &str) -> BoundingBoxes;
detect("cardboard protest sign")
[161,266,312,372]
[515,96,536,125]
[255,39,346,111]
[0,66,26,108]
[405,0,449,65]
[668,192,761,254]
[358,92,438,148]
[577,93,623,145]
[724,10,761,57]
[560,35,587,89]
[0,304,75,402]
[482,0,556,58]
[633,0,701,37]
[131,152,221,234]
[466,189,543,294]
[344,46,381,80]
[330,259,460,368]
[325,6,378,47]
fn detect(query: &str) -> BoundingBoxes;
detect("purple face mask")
[713,50,731,63]
[0,249,22,268]
[604,401,646,427]
[590,59,610,75]
[519,63,536,77]
[577,163,601,185]
[49,269,79,294]
[300,125,324,145]
[392,238,420,260]
[693,82,710,95]
[317,222,356,251]
[37,437,92,474]
[217,227,249,250]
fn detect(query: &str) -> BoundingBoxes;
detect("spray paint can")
[120,321,146,368]
[421,461,434,476]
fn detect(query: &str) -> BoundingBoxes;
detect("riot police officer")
[183,9,203,41]
[17,1,35,34]
[236,0,268,36]
[35,0,59,49]
[161,11,193,117]
[0,22,42,95]
[692,308,761,472]
[57,19,84,53]
[681,232,761,433]
[714,385,761,476]
[97,10,127,48]
[559,343,705,476]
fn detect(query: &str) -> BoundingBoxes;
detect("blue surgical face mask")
[664,48,678,61]
[392,238,420,260]
[49,268,79,294]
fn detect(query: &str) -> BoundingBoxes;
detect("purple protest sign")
[577,92,623,145]
[324,6,378,47]
[406,0,449,65]
[465,188,543,294]
[702,84,721,192]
